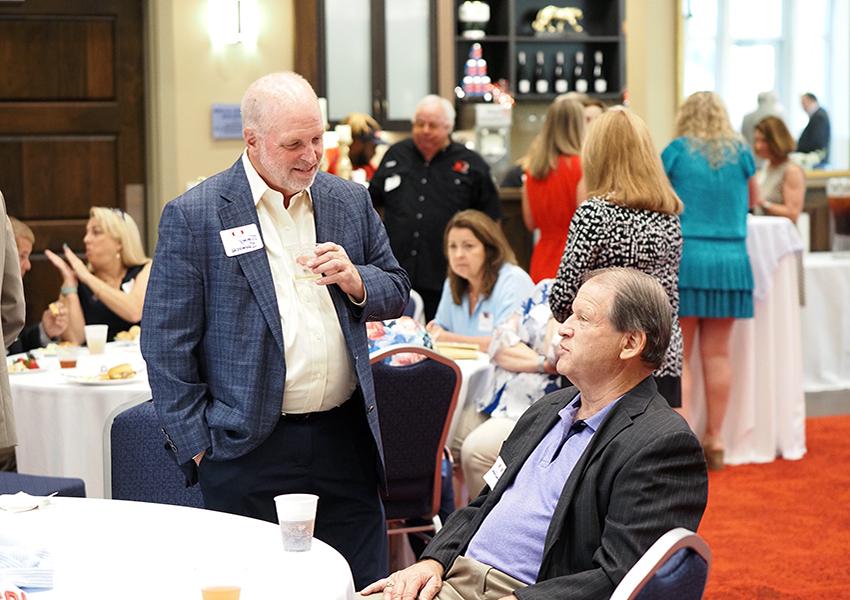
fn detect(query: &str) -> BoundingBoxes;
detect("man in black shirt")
[369,95,500,320]
[797,92,830,168]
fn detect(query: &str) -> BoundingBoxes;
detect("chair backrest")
[0,472,86,498]
[610,528,711,600]
[108,400,204,508]
[405,290,425,325]
[370,345,460,521]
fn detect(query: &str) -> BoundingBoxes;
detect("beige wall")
[145,0,294,246]
[625,0,678,151]
[143,1,678,244]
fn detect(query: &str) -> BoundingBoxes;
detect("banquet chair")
[0,472,86,497]
[610,528,712,600]
[370,345,461,539]
[108,400,204,508]
[401,290,426,325]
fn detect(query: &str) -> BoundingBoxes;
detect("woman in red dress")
[522,97,586,282]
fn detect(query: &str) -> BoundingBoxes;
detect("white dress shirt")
[241,152,357,413]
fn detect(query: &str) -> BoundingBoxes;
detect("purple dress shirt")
[465,393,619,584]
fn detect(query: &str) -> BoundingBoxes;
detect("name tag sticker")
[384,174,401,192]
[483,455,507,490]
[478,311,494,332]
[219,223,264,257]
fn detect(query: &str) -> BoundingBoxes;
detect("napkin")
[0,492,54,513]
[0,545,53,590]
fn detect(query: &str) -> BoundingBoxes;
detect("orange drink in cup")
[201,586,240,600]
[58,345,78,369]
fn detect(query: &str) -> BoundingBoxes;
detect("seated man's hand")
[359,559,444,599]
[41,301,68,338]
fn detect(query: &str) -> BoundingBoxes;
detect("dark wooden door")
[0,0,145,326]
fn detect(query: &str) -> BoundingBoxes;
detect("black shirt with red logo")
[369,138,500,294]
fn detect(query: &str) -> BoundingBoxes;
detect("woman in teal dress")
[662,91,761,470]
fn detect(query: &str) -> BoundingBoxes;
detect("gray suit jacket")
[0,190,26,449]
[141,162,409,475]
[423,377,708,600]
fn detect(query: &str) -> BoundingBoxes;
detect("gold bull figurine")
[532,5,584,34]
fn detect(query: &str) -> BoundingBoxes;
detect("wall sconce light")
[208,0,259,47]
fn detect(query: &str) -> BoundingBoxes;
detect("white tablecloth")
[688,216,806,465]
[446,352,494,445]
[0,497,354,600]
[10,344,151,498]
[801,252,850,391]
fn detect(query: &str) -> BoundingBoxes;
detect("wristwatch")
[537,354,546,373]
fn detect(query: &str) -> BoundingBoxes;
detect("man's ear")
[619,330,647,361]
[243,127,257,148]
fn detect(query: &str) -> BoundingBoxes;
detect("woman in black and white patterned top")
[549,108,685,407]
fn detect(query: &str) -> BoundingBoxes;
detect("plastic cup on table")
[201,586,240,600]
[57,345,79,369]
[827,178,850,252]
[274,493,318,552]
[84,324,108,355]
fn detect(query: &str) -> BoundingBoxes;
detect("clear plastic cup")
[292,244,320,281]
[57,345,79,369]
[274,493,318,552]
[201,586,240,600]
[827,178,850,252]
[84,324,109,355]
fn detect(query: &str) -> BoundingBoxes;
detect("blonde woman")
[550,107,684,408]
[753,115,805,223]
[662,91,760,469]
[45,207,151,343]
[521,97,586,282]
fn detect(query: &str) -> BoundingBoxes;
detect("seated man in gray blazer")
[361,267,708,600]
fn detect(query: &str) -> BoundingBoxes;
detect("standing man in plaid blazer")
[142,72,409,590]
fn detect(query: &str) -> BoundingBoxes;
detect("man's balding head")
[241,72,318,136]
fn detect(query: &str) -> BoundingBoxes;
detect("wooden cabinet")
[453,0,625,103]
[295,0,437,129]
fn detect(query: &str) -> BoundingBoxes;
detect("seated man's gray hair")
[583,267,672,369]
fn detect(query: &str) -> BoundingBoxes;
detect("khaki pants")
[449,406,488,463]
[460,418,517,496]
[360,556,526,600]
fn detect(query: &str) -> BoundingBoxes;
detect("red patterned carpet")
[698,415,850,599]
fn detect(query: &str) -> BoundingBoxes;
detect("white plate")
[111,340,139,348]
[7,367,47,375]
[61,368,144,386]
[0,491,54,512]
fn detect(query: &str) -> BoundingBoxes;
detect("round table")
[9,343,151,498]
[0,497,355,599]
[445,351,494,446]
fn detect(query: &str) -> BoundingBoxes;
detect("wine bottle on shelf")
[534,51,549,95]
[573,51,588,94]
[592,51,608,94]
[517,51,531,95]
[553,51,568,94]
